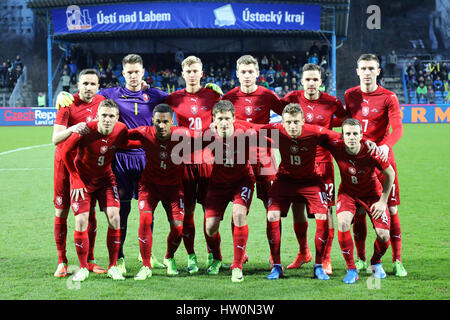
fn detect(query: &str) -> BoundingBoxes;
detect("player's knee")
[55,208,70,219]
[389,206,398,216]
[106,207,121,229]
[338,213,352,231]
[75,213,89,231]
[267,210,280,222]
[376,228,390,242]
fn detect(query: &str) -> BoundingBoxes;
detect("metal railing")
[8,66,27,107]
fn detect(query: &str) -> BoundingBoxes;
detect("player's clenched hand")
[72,122,90,135]
[71,188,87,202]
[56,91,74,110]
[205,83,224,95]
[370,200,387,220]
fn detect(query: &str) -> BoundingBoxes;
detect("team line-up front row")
[51,53,407,284]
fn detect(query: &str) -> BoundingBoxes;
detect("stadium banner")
[400,104,450,123]
[52,2,321,34]
[0,108,57,126]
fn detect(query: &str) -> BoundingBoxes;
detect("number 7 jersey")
[344,85,403,147]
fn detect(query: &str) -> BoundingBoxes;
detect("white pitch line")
[0,168,52,171]
[0,143,53,156]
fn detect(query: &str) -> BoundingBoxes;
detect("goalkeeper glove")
[205,83,223,96]
[56,91,74,110]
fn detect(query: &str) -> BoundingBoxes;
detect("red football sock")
[182,213,195,255]
[338,230,356,270]
[324,227,335,261]
[390,213,402,262]
[353,213,367,261]
[138,212,153,268]
[314,219,329,264]
[87,210,97,261]
[205,232,222,261]
[371,238,390,265]
[293,221,309,254]
[166,225,183,259]
[74,230,89,269]
[107,228,121,268]
[266,220,281,265]
[54,216,68,264]
[232,225,249,270]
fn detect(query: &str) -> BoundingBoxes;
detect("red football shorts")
[182,163,212,208]
[71,174,119,216]
[252,161,276,205]
[54,155,71,210]
[138,182,185,222]
[267,177,328,218]
[204,176,255,220]
[315,161,335,207]
[375,148,400,206]
[336,191,390,230]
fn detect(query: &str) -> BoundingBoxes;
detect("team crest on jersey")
[86,116,93,122]
[55,196,63,206]
[362,106,370,116]
[290,145,299,154]
[72,202,79,213]
[348,167,356,175]
[245,106,253,116]
[160,151,168,160]
[306,113,314,122]
[100,145,108,154]
[190,105,198,115]
[143,93,150,102]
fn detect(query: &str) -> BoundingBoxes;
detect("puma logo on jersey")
[307,105,314,110]
[245,98,252,103]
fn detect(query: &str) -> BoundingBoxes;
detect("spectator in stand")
[413,56,422,74]
[309,41,320,56]
[0,62,7,88]
[434,76,443,92]
[61,70,71,92]
[443,79,449,93]
[37,92,46,107]
[387,50,397,76]
[266,73,274,87]
[7,67,17,92]
[175,48,184,65]
[320,56,328,71]
[266,66,276,78]
[308,53,319,65]
[260,55,269,70]
[68,60,77,84]
[425,75,433,88]
[416,82,427,99]
[426,85,435,103]
[14,55,23,70]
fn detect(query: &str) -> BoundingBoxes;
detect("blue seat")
[409,91,416,98]
[419,97,427,104]
[409,97,417,104]
[435,90,442,97]
[435,97,444,104]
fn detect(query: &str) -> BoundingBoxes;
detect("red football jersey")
[281,90,346,162]
[128,126,192,185]
[223,85,284,124]
[344,85,403,147]
[262,123,340,181]
[61,121,128,189]
[206,122,257,184]
[322,138,389,197]
[165,87,221,132]
[54,93,106,155]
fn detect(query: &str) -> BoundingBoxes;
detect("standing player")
[322,118,395,284]
[126,104,188,280]
[57,54,169,273]
[60,99,131,281]
[222,54,283,265]
[203,100,257,283]
[344,53,407,277]
[52,68,106,277]
[165,56,221,273]
[281,63,348,274]
[263,103,341,281]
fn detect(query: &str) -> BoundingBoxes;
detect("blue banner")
[52,2,321,35]
[400,104,450,123]
[0,108,57,126]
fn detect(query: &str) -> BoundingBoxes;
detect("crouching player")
[322,118,395,284]
[126,104,187,280]
[61,99,133,281]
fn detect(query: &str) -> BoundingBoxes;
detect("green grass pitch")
[0,124,448,300]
